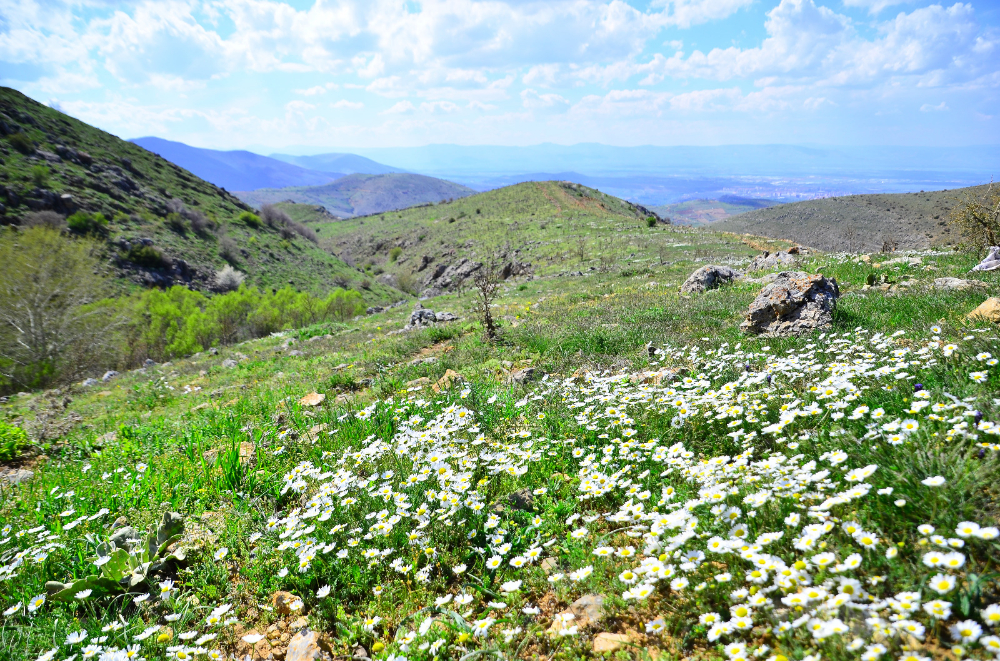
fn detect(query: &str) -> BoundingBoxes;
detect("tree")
[949,181,1000,256]
[0,227,118,391]
[472,257,502,341]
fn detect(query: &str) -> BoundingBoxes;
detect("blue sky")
[1,0,998,150]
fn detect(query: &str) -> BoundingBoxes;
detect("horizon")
[2,0,998,151]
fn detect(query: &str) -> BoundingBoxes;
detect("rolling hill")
[130,136,339,191]
[235,173,477,218]
[270,152,404,175]
[712,186,986,252]
[292,179,666,296]
[0,87,396,300]
[652,195,782,226]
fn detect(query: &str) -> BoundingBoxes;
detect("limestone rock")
[563,594,605,628]
[932,277,987,292]
[221,359,237,368]
[970,246,1000,272]
[593,632,632,653]
[286,630,331,661]
[271,591,304,616]
[101,370,119,382]
[968,298,1000,323]
[741,271,839,337]
[507,488,535,511]
[679,265,739,294]
[1,468,34,486]
[81,378,98,387]
[746,250,797,272]
[432,369,463,392]
[510,367,540,384]
[299,392,326,407]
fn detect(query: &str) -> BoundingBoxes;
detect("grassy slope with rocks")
[714,186,988,253]
[235,173,477,218]
[303,180,667,291]
[3,214,1000,661]
[0,87,395,300]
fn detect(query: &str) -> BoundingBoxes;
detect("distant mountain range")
[270,152,405,175]
[235,173,476,218]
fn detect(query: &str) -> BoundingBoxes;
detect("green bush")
[67,211,109,237]
[31,165,49,188]
[165,212,187,234]
[239,211,262,229]
[646,216,657,227]
[7,132,34,154]
[0,421,28,462]
[389,246,403,262]
[126,244,169,268]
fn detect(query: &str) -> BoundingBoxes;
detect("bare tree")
[949,181,1000,256]
[0,227,119,390]
[842,226,860,253]
[472,257,502,341]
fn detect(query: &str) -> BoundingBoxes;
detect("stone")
[432,369,463,392]
[746,250,797,272]
[435,311,459,322]
[564,594,605,628]
[593,633,632,653]
[932,277,987,292]
[271,591,303,616]
[507,488,535,511]
[286,630,330,661]
[221,359,237,368]
[541,557,559,573]
[81,378,98,387]
[969,298,1000,323]
[299,392,326,407]
[406,377,431,389]
[101,370,119,382]
[740,271,839,337]
[679,265,739,294]
[1,468,34,486]
[510,367,540,384]
[970,246,1000,272]
[409,356,439,366]
[289,617,310,632]
[406,306,439,329]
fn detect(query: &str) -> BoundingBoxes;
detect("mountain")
[235,173,476,218]
[129,137,340,191]
[270,152,404,175]
[712,185,986,252]
[0,87,396,299]
[652,196,782,226]
[300,180,664,296]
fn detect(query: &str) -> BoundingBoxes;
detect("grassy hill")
[713,185,986,251]
[0,87,396,300]
[652,195,781,226]
[235,173,476,218]
[3,215,999,661]
[295,180,666,294]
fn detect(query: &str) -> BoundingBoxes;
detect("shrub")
[22,211,65,230]
[0,421,29,462]
[949,182,1000,254]
[7,132,34,154]
[396,272,419,295]
[219,236,240,263]
[126,244,169,268]
[66,211,109,237]
[0,227,118,391]
[165,212,187,234]
[239,211,262,228]
[31,165,49,188]
[214,265,245,292]
[261,204,292,228]
[646,215,657,228]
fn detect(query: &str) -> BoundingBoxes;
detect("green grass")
[2,238,999,661]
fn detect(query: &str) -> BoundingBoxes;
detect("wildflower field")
[2,233,999,661]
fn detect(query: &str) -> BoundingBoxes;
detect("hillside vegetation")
[2,220,999,661]
[298,180,665,294]
[714,186,985,252]
[236,173,476,218]
[0,87,395,299]
[652,196,781,226]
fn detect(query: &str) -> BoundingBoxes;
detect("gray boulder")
[81,378,98,387]
[679,265,740,294]
[101,370,119,382]
[746,250,797,272]
[970,246,1000,272]
[933,277,988,292]
[741,271,839,336]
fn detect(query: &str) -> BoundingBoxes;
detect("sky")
[1,0,999,151]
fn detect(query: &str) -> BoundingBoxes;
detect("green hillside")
[713,186,985,252]
[235,173,476,218]
[652,196,781,226]
[0,87,395,300]
[298,180,667,294]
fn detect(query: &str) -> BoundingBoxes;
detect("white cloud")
[841,0,915,15]
[521,88,570,109]
[295,82,339,95]
[920,101,949,111]
[652,0,755,29]
[332,99,364,109]
[381,100,415,115]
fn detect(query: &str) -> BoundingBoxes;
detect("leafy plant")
[45,512,186,602]
[126,244,169,268]
[7,132,34,154]
[0,421,29,462]
[30,165,49,188]
[239,211,263,228]
[66,211,109,237]
[389,246,403,262]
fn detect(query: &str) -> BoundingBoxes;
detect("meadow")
[1,227,999,661]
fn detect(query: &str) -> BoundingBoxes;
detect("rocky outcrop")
[746,250,797,272]
[741,271,839,336]
[932,277,988,292]
[970,247,1000,272]
[679,265,740,294]
[419,252,532,298]
[968,298,1000,323]
[394,305,460,333]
